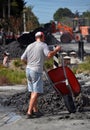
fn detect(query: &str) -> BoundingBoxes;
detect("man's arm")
[47,46,61,59]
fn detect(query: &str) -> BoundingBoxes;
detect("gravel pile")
[0,72,90,118]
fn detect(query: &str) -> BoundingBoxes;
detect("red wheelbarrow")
[45,56,81,113]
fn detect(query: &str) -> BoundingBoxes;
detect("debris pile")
[0,73,90,117]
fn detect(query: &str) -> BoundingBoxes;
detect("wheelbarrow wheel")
[63,94,76,113]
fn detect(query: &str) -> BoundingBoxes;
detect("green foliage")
[0,56,90,85]
[82,11,90,25]
[82,11,90,18]
[0,1,40,33]
[0,66,26,85]
[25,6,39,31]
[44,58,53,70]
[53,8,74,21]
[53,7,90,25]
[13,59,23,67]
[0,0,25,17]
[78,56,90,72]
[59,17,73,27]
[72,56,90,74]
[0,57,54,85]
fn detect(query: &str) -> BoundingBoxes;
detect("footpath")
[0,85,26,90]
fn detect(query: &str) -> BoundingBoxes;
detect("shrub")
[13,59,23,68]
[44,58,53,70]
[0,67,26,85]
[72,56,90,74]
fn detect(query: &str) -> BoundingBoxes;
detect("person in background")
[70,51,80,65]
[3,51,10,67]
[21,31,61,119]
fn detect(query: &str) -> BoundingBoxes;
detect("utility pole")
[23,9,26,32]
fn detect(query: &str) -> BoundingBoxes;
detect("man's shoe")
[26,114,33,119]
[33,111,44,118]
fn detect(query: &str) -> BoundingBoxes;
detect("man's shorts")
[26,68,43,93]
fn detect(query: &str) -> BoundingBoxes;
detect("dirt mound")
[0,79,90,118]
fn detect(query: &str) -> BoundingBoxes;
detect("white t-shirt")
[21,41,50,73]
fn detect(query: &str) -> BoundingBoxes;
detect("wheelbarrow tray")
[48,66,81,96]
[47,66,81,113]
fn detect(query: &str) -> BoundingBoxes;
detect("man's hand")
[47,45,61,59]
[55,45,61,52]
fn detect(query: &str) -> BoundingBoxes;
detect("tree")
[0,1,39,33]
[81,11,90,26]
[53,8,75,22]
[0,0,26,19]
[82,11,90,18]
[25,6,39,31]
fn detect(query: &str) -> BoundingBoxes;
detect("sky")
[25,0,90,24]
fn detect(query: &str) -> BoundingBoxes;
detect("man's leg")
[27,92,39,115]
[33,100,38,112]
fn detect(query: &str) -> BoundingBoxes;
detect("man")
[21,31,61,118]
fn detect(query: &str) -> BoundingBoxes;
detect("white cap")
[61,52,67,55]
[35,31,44,37]
[63,56,71,59]
[70,51,76,55]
